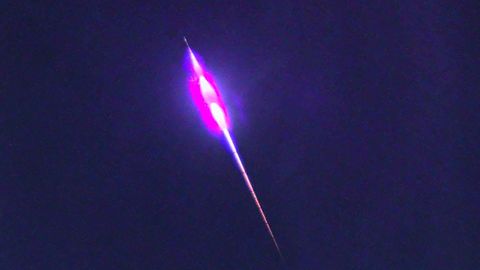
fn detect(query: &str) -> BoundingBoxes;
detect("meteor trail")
[222,129,282,257]
[184,38,282,258]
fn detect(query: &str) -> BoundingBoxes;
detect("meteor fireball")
[184,37,282,258]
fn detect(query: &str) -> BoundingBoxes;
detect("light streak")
[221,127,282,257]
[184,37,282,257]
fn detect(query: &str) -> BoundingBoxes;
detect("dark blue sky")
[3,1,479,269]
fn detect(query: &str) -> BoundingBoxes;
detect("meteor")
[184,37,282,258]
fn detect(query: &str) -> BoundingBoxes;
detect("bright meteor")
[184,37,282,257]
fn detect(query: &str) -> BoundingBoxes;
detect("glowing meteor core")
[185,38,282,257]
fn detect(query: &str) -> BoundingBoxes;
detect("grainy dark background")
[2,1,479,269]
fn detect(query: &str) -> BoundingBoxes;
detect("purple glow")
[188,48,203,75]
[184,42,283,258]
[186,49,230,133]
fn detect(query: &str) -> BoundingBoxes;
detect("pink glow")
[209,103,227,130]
[186,50,230,133]
[183,43,283,257]
[187,48,203,75]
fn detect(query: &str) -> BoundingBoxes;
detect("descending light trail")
[222,129,282,257]
[184,37,282,257]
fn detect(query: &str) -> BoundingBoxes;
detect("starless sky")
[2,1,479,269]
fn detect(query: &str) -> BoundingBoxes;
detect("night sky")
[3,1,479,269]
